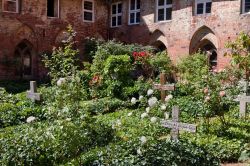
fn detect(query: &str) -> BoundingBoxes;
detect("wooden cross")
[153,73,175,102]
[235,94,250,118]
[27,81,41,102]
[161,106,197,141]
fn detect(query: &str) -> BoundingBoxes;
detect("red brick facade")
[0,0,250,79]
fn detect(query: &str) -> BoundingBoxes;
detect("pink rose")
[219,91,226,97]
[204,88,209,94]
[205,96,210,102]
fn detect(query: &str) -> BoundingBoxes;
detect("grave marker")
[27,81,41,102]
[235,94,250,118]
[161,106,197,141]
[153,73,175,102]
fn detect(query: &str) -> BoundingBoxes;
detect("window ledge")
[240,12,250,16]
[110,25,122,28]
[156,20,172,24]
[2,11,19,14]
[83,20,94,23]
[193,13,211,17]
[47,16,60,19]
[128,23,140,26]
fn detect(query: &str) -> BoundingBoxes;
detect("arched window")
[14,40,33,78]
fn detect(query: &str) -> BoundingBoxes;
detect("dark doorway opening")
[198,41,217,69]
[14,40,33,79]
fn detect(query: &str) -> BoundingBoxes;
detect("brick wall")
[0,0,108,80]
[0,0,250,80]
[110,0,250,70]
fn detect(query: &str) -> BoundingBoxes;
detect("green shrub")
[66,139,220,166]
[0,118,114,165]
[43,25,79,82]
[90,40,153,74]
[79,97,127,115]
[0,92,45,128]
[184,134,243,162]
[149,51,173,75]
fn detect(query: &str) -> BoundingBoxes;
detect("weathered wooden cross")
[153,73,175,102]
[161,106,197,141]
[27,81,41,102]
[235,94,250,118]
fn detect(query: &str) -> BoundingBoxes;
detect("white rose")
[150,117,157,123]
[141,112,148,119]
[148,97,158,107]
[57,78,66,86]
[164,112,170,119]
[140,136,147,144]
[117,119,122,126]
[146,107,150,113]
[160,104,167,111]
[131,97,137,104]
[137,148,142,155]
[165,94,173,102]
[128,112,133,116]
[139,95,144,101]
[147,89,154,96]
[26,116,36,123]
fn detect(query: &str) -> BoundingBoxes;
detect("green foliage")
[0,118,114,165]
[226,32,250,80]
[79,97,127,115]
[149,51,173,74]
[66,139,220,166]
[90,40,153,74]
[185,134,243,162]
[0,92,44,128]
[43,25,79,82]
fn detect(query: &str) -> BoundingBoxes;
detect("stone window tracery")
[83,0,94,22]
[111,2,122,27]
[129,0,140,25]
[2,0,19,13]
[156,0,172,22]
[195,0,212,15]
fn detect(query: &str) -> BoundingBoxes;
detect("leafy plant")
[43,25,79,82]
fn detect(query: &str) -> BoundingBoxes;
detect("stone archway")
[150,30,168,53]
[14,40,35,79]
[189,26,219,68]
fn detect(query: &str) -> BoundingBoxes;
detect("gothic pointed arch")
[14,39,36,79]
[189,26,219,68]
[150,30,168,52]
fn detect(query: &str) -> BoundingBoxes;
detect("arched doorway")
[189,26,219,69]
[197,40,217,68]
[153,40,167,53]
[14,40,34,78]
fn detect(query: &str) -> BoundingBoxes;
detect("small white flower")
[146,107,150,113]
[26,116,36,123]
[137,148,142,155]
[66,118,71,121]
[139,95,144,101]
[150,117,157,123]
[140,136,147,144]
[147,89,154,96]
[164,112,170,119]
[160,104,167,111]
[128,112,133,116]
[141,112,148,119]
[165,94,173,102]
[131,97,137,104]
[148,97,158,107]
[57,78,66,86]
[117,119,122,126]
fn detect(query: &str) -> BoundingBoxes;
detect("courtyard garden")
[0,26,249,166]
